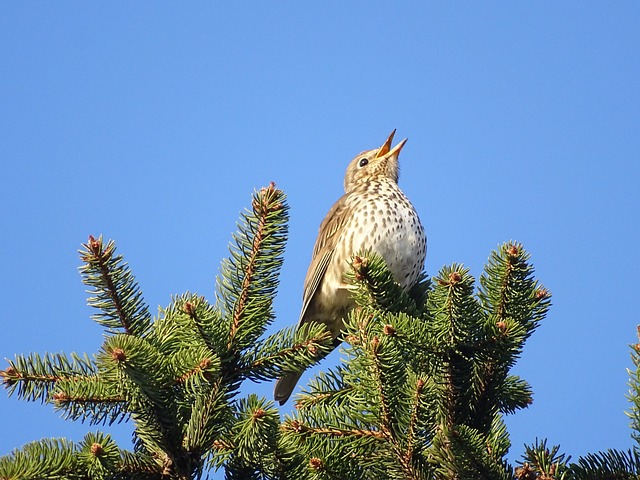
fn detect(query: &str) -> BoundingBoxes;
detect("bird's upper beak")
[376,129,396,157]
[377,129,407,158]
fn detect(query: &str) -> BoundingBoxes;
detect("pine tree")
[0,184,638,479]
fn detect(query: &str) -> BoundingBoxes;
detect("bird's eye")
[358,158,369,167]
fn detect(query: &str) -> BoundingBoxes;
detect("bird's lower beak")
[388,138,407,158]
[376,129,397,158]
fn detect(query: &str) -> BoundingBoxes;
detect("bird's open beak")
[376,129,396,158]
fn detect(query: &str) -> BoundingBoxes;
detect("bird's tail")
[274,372,303,405]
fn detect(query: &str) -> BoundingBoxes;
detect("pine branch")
[627,331,640,447]
[183,380,232,461]
[1,352,97,403]
[340,307,412,429]
[430,264,481,349]
[227,210,267,349]
[95,334,182,462]
[219,395,309,479]
[432,424,512,480]
[516,439,570,480]
[361,325,399,442]
[427,265,482,435]
[343,247,436,394]
[471,243,548,429]
[0,438,79,480]
[282,420,386,440]
[403,377,426,468]
[230,396,280,466]
[294,366,353,410]
[177,294,226,356]
[0,433,161,480]
[79,235,152,336]
[345,251,424,316]
[216,183,289,354]
[568,448,640,480]
[169,345,221,396]
[52,376,129,425]
[479,242,551,349]
[118,448,164,479]
[486,415,512,465]
[284,258,436,479]
[241,322,334,382]
[383,377,431,480]
[76,432,122,479]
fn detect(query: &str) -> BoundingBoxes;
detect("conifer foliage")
[281,244,551,480]
[1,184,638,479]
[0,184,331,479]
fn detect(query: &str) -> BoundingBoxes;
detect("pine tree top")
[1,185,637,480]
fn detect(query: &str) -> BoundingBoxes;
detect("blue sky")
[1,1,639,471]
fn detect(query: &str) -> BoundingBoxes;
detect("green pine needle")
[79,235,152,337]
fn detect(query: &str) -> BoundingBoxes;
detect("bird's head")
[343,130,407,193]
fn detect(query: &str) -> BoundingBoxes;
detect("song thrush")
[274,130,427,405]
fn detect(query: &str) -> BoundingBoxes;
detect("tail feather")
[274,372,303,405]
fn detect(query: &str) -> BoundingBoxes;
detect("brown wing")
[276,195,353,405]
[297,194,353,326]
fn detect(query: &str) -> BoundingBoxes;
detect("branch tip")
[183,301,195,317]
[535,288,550,300]
[309,457,324,471]
[110,348,126,363]
[352,255,369,280]
[383,324,396,336]
[0,366,16,386]
[90,443,105,456]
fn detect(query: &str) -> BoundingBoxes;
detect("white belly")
[322,188,426,298]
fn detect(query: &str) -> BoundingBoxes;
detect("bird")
[274,130,427,405]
